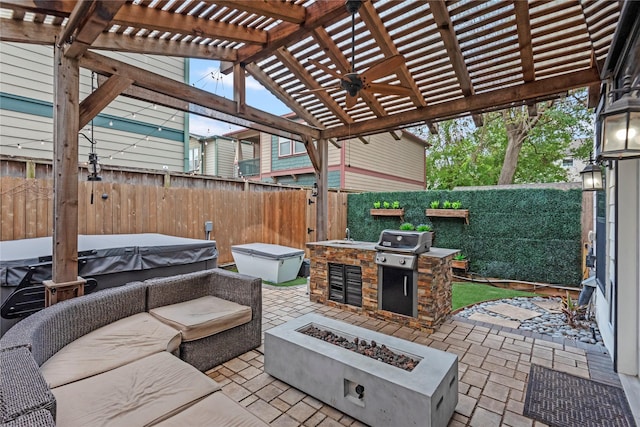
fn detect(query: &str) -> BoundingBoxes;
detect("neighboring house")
[188,132,256,178]
[0,43,188,172]
[221,116,428,191]
[592,1,639,396]
[558,139,588,181]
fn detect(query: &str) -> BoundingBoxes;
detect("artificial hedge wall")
[347,188,583,286]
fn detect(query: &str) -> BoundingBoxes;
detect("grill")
[374,230,432,317]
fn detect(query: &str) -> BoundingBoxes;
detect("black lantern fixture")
[87,151,102,181]
[600,75,640,160]
[580,154,603,191]
[311,182,318,197]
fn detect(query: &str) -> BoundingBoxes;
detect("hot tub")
[231,243,304,284]
[1,234,218,335]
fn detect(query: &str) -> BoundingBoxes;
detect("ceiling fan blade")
[345,93,359,109]
[363,82,414,96]
[307,59,344,80]
[360,55,405,83]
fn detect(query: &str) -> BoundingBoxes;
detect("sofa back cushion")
[40,313,182,388]
[0,282,147,365]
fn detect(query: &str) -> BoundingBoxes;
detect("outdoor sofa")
[0,268,267,426]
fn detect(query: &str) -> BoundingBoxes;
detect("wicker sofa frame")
[0,268,262,426]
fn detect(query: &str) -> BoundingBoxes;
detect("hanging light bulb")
[109,120,113,126]
[158,127,162,131]
[132,112,136,118]
[145,136,149,141]
[17,144,22,149]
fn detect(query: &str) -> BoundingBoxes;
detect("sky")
[188,59,292,137]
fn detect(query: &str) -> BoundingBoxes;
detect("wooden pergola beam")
[233,63,246,114]
[514,1,535,83]
[214,1,306,24]
[79,75,133,129]
[221,0,347,73]
[79,51,321,141]
[62,0,126,59]
[275,47,353,125]
[52,44,79,284]
[111,4,267,45]
[0,20,239,61]
[321,67,601,139]
[429,0,483,126]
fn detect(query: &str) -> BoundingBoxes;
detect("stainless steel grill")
[374,230,432,317]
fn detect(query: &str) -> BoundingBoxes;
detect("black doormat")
[524,364,637,427]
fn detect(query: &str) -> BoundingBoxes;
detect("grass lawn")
[452,282,539,311]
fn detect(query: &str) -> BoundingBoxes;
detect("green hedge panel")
[347,188,582,286]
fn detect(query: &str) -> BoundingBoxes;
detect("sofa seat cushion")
[40,312,181,388]
[52,351,221,427]
[153,391,269,427]
[149,295,252,342]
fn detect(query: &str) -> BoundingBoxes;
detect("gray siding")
[0,43,186,172]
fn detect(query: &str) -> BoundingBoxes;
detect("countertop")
[307,240,459,259]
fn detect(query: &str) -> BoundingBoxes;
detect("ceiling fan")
[306,0,413,109]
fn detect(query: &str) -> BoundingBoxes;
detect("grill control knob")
[379,256,386,262]
[399,258,406,265]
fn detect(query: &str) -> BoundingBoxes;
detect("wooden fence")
[1,158,348,264]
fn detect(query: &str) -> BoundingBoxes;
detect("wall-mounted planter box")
[370,208,405,221]
[425,209,469,225]
[451,259,469,272]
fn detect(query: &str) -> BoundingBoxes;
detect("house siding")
[265,171,341,188]
[344,170,424,192]
[344,133,425,182]
[0,43,186,172]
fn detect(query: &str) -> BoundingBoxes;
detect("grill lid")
[375,230,432,254]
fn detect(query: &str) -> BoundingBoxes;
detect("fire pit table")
[264,313,458,427]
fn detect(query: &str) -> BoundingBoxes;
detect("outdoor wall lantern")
[599,75,640,160]
[87,152,102,182]
[311,182,318,197]
[580,155,604,191]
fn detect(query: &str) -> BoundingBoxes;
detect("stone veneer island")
[307,240,458,332]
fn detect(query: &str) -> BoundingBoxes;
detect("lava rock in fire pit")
[299,325,419,371]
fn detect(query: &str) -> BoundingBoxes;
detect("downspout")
[183,58,190,172]
[214,138,219,176]
[614,161,618,372]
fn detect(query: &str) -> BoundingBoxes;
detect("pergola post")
[49,43,84,303]
[315,138,329,241]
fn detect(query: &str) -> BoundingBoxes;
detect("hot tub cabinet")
[0,234,218,335]
[231,243,304,284]
[265,314,458,427]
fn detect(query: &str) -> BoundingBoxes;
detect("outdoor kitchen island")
[307,238,458,332]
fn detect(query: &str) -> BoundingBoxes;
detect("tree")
[417,90,594,189]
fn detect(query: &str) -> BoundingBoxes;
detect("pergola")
[0,0,620,288]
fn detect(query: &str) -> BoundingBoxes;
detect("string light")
[109,120,113,126]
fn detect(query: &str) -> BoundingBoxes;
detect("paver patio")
[205,284,622,427]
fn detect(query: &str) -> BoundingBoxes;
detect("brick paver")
[204,284,620,427]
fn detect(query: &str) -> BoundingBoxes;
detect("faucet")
[345,228,352,241]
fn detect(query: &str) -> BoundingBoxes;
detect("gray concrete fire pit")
[264,313,458,427]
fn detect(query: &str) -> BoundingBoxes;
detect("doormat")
[524,364,636,427]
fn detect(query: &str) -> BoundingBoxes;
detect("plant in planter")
[383,201,391,209]
[391,201,400,209]
[442,200,452,209]
[429,200,440,209]
[399,222,415,231]
[451,201,462,209]
[373,201,381,209]
[451,253,469,271]
[415,224,432,232]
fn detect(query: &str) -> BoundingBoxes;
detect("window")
[278,137,307,157]
[188,147,200,173]
[294,140,306,154]
[279,138,291,156]
[562,158,574,167]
